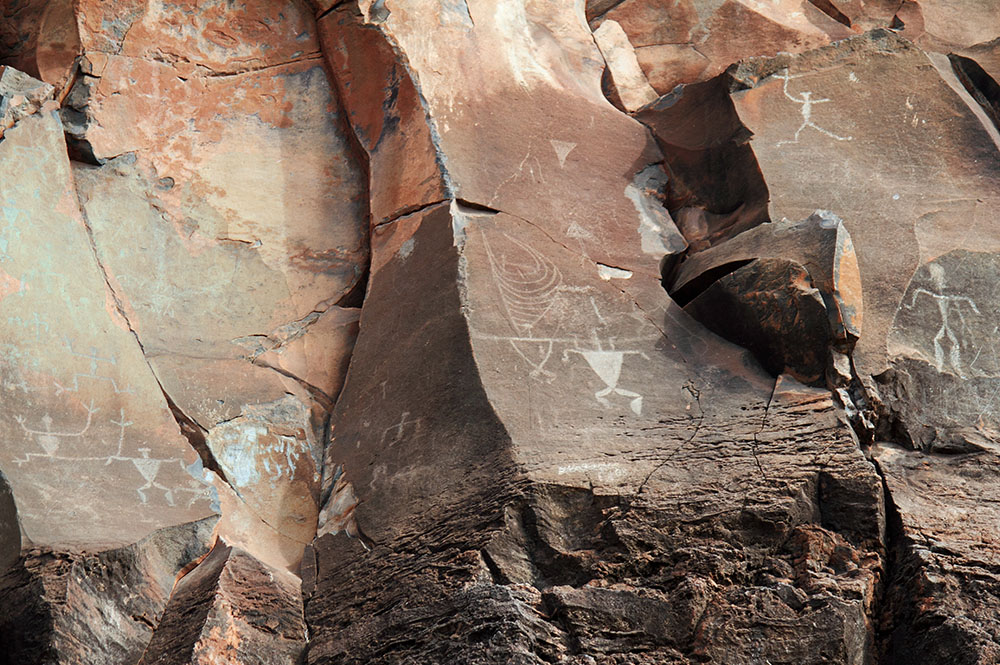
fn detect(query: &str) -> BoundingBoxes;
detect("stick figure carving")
[907,263,980,378]
[775,69,853,146]
[563,343,649,415]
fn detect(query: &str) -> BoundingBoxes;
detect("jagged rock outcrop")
[2,0,1000,663]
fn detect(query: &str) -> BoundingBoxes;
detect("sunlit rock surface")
[2,0,1000,663]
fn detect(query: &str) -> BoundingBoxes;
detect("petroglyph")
[53,338,135,396]
[14,404,204,507]
[907,265,981,377]
[482,229,564,379]
[550,139,576,167]
[380,411,425,447]
[563,346,648,415]
[775,69,853,146]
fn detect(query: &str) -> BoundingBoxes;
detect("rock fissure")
[4,1,1000,662]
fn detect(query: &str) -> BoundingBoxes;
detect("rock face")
[2,0,1000,663]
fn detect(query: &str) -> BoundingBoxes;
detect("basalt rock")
[0,518,216,665]
[1,0,999,663]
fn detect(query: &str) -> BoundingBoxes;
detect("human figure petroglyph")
[15,404,204,505]
[907,263,981,378]
[14,400,99,458]
[563,340,649,415]
[380,411,424,447]
[775,69,853,146]
[54,338,134,395]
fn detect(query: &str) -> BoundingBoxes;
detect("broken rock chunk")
[0,65,53,133]
[592,0,854,94]
[0,518,217,665]
[137,544,307,665]
[668,211,863,385]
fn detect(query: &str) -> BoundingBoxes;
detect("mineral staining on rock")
[3,0,1000,662]
[0,105,215,549]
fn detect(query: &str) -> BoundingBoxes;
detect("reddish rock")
[137,544,307,665]
[0,518,217,665]
[684,258,836,385]
[0,108,214,549]
[593,19,658,112]
[307,198,884,663]
[316,5,450,225]
[3,0,1000,662]
[729,31,1000,381]
[635,77,770,248]
[874,443,1000,662]
[0,65,53,135]
[354,0,685,284]
[0,0,78,90]
[593,0,854,93]
[894,0,1000,50]
[670,211,863,350]
[951,38,1000,130]
[77,0,319,73]
[54,0,368,569]
[722,30,1000,663]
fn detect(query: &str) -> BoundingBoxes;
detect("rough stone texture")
[0,0,78,90]
[0,518,216,665]
[635,77,770,248]
[667,210,863,391]
[593,19,659,112]
[952,38,1000,131]
[0,65,53,134]
[0,107,214,548]
[874,443,1000,664]
[722,28,1000,663]
[2,0,1000,662]
[306,199,884,663]
[591,0,854,94]
[316,4,450,225]
[137,544,306,665]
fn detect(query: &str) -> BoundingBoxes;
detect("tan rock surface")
[0,108,214,549]
[2,0,1000,662]
[593,0,854,93]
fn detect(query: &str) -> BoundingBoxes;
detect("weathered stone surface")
[635,77,770,248]
[952,38,1000,131]
[137,544,307,665]
[874,443,1000,663]
[729,30,1000,380]
[46,0,368,570]
[891,0,1000,50]
[878,251,1000,454]
[4,0,1000,661]
[0,0,78,90]
[306,196,885,662]
[592,0,854,94]
[0,518,216,665]
[345,0,685,284]
[0,470,17,575]
[206,397,322,571]
[0,65,53,134]
[719,28,1000,663]
[593,19,658,113]
[670,211,863,362]
[317,4,449,225]
[0,108,214,549]
[684,258,836,385]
